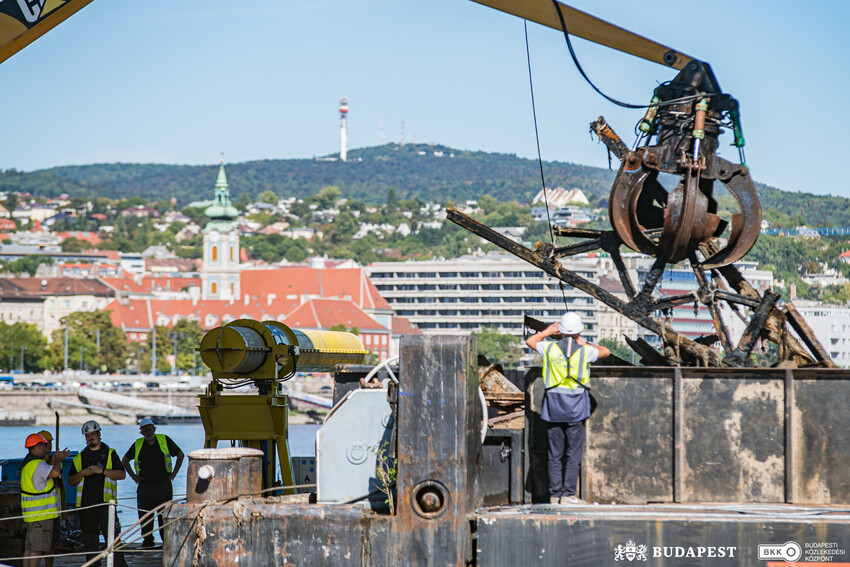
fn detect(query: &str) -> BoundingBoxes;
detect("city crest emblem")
[614,540,648,562]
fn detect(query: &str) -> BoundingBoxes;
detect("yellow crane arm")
[0,0,94,64]
[470,0,694,70]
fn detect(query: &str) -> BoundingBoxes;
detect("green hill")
[2,143,849,228]
[5,143,614,207]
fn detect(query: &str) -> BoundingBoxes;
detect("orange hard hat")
[25,433,48,448]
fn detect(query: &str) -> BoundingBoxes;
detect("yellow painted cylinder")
[293,328,369,371]
[200,320,368,378]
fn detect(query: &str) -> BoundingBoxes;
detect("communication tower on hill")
[339,97,348,162]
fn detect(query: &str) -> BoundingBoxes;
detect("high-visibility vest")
[20,454,59,523]
[542,340,591,394]
[73,449,118,507]
[132,434,173,475]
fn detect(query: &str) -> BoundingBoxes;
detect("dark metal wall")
[392,334,482,565]
[476,506,850,567]
[527,367,850,504]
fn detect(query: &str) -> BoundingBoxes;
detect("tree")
[61,237,89,253]
[0,322,51,372]
[386,186,398,213]
[472,327,522,369]
[284,240,309,263]
[599,338,633,362]
[1,255,53,276]
[258,190,278,204]
[478,194,498,215]
[327,211,358,244]
[143,325,173,374]
[171,319,205,371]
[314,186,342,210]
[4,193,19,213]
[49,311,130,373]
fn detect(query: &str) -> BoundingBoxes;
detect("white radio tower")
[339,97,348,162]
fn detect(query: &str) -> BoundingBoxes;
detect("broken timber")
[446,207,835,368]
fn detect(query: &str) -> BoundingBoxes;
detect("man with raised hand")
[526,312,609,505]
[20,432,69,567]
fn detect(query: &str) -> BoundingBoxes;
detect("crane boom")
[0,0,94,64]
[470,0,693,70]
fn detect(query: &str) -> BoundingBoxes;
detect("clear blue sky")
[1,0,847,198]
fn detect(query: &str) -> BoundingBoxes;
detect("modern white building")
[366,254,600,342]
[789,301,850,368]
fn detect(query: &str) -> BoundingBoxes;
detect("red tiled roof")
[102,277,149,293]
[56,231,102,246]
[105,295,389,335]
[9,277,113,296]
[102,276,201,294]
[282,298,385,331]
[240,267,391,310]
[391,316,422,335]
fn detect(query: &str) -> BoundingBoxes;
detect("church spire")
[204,159,239,231]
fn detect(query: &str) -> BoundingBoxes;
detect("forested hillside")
[4,143,616,206]
[1,143,849,227]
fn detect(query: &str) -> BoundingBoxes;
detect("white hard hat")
[139,418,155,428]
[559,312,584,335]
[81,420,101,435]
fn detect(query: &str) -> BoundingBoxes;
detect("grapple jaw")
[606,60,760,268]
[609,147,761,267]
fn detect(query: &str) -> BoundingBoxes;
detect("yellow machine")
[198,319,368,492]
[0,0,94,64]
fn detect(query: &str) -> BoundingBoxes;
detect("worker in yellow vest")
[21,432,69,567]
[121,417,184,548]
[37,430,67,521]
[527,312,610,505]
[68,421,128,567]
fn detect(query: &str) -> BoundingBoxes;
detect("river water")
[0,423,319,540]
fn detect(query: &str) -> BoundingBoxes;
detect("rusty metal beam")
[701,242,816,366]
[784,302,837,368]
[690,259,733,353]
[605,244,637,300]
[552,227,603,239]
[632,255,666,314]
[552,238,602,257]
[447,207,720,366]
[714,290,761,309]
[651,293,697,311]
[722,290,780,366]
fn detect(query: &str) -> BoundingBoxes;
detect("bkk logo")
[757,541,802,562]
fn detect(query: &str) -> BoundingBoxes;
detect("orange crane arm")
[470,0,694,70]
[0,0,95,64]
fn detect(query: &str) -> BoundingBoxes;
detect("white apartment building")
[789,301,850,368]
[366,254,600,342]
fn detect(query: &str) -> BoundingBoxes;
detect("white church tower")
[201,160,241,301]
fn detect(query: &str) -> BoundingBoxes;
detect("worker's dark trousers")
[138,482,173,543]
[78,505,128,567]
[547,420,586,498]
